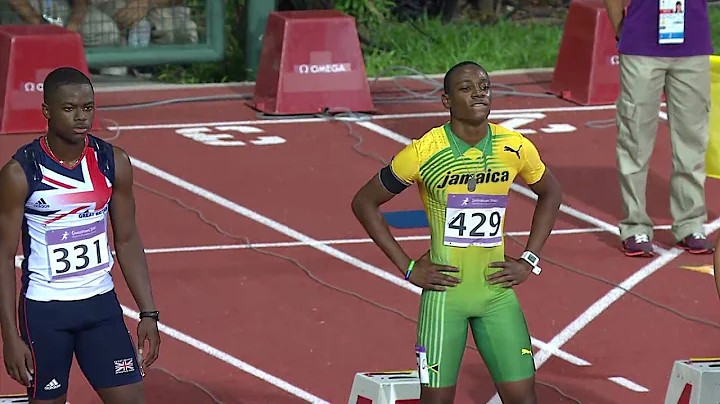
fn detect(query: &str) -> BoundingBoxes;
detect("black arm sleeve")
[378,165,410,195]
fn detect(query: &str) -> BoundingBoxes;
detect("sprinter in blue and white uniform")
[0,67,160,403]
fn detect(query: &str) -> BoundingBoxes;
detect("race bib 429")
[443,194,507,248]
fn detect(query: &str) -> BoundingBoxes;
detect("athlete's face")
[441,66,491,123]
[43,83,94,145]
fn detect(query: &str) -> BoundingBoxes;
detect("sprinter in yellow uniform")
[351,61,562,404]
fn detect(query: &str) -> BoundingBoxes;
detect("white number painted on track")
[490,113,577,134]
[174,126,287,147]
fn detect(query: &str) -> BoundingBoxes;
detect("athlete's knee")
[420,386,456,404]
[96,381,145,404]
[495,377,537,404]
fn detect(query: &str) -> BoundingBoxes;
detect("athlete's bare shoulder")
[109,145,134,191]
[0,159,28,197]
[0,159,29,211]
[111,144,130,163]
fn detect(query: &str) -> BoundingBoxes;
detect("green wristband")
[404,260,416,280]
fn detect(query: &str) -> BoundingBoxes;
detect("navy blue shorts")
[18,289,143,400]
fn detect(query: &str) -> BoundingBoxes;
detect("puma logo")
[504,145,522,159]
[521,348,532,356]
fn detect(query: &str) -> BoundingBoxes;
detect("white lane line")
[608,377,649,393]
[8,271,329,402]
[106,104,621,131]
[119,306,330,403]
[121,305,330,404]
[15,224,693,269]
[487,217,720,403]
[128,157,591,370]
[12,227,604,270]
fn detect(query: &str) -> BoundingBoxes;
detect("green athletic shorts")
[415,279,536,388]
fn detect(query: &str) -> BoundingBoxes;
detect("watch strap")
[520,251,541,275]
[139,311,160,321]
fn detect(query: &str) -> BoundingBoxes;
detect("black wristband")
[139,311,159,321]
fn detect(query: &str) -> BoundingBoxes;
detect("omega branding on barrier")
[23,82,44,92]
[295,63,352,74]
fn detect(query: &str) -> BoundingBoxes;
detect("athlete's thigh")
[73,291,143,398]
[416,290,468,391]
[19,297,74,402]
[469,290,535,384]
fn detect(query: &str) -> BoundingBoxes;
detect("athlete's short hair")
[43,67,93,104]
[443,61,487,94]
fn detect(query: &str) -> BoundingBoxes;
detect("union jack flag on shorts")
[114,358,135,374]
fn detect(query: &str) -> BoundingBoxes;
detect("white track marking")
[11,227,603,265]
[106,102,669,131]
[119,306,330,403]
[487,217,720,403]
[7,275,329,402]
[94,67,556,93]
[14,223,691,268]
[6,281,330,403]
[106,105,620,131]
[127,157,590,369]
[608,377,649,393]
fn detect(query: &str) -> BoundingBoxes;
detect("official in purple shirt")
[603,0,714,258]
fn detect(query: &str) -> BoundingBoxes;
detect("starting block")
[348,370,420,404]
[0,25,92,135]
[550,0,627,105]
[664,358,720,403]
[0,393,28,403]
[250,10,375,116]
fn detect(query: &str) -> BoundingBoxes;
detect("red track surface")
[1,71,720,403]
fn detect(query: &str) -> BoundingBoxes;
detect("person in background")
[0,0,198,77]
[603,0,714,257]
[0,0,117,46]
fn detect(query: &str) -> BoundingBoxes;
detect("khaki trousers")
[616,54,711,242]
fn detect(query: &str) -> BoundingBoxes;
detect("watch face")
[524,252,538,264]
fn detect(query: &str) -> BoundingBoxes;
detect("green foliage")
[332,0,394,26]
[711,6,720,54]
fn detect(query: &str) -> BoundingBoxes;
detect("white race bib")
[45,218,111,280]
[415,345,429,384]
[658,0,684,44]
[443,194,506,248]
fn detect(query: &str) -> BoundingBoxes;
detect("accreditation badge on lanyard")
[658,0,685,44]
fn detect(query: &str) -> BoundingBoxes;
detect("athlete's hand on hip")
[408,251,461,291]
[486,256,532,288]
[3,335,33,387]
[137,318,160,369]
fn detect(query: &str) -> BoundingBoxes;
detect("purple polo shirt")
[618,0,713,57]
